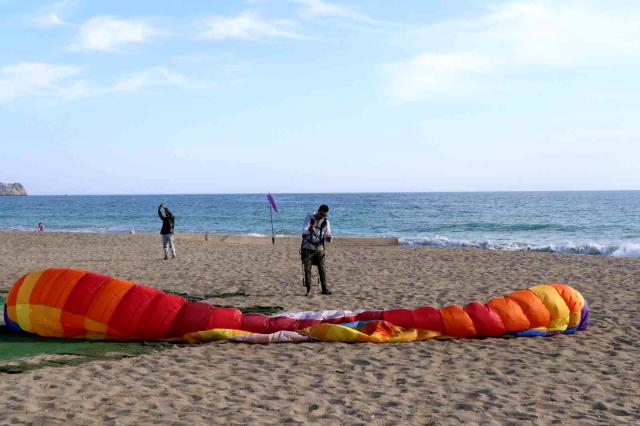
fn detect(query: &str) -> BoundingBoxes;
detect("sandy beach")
[1,231,638,424]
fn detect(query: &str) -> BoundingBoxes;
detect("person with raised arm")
[158,203,176,260]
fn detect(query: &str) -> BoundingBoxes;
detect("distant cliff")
[0,182,28,196]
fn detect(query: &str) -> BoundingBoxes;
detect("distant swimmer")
[158,204,176,260]
[301,204,333,296]
[36,222,45,232]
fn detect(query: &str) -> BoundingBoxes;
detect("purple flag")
[267,193,278,213]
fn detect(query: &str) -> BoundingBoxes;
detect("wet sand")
[1,232,639,424]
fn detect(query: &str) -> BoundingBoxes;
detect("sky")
[1,0,639,195]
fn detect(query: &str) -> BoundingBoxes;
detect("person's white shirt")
[302,213,332,250]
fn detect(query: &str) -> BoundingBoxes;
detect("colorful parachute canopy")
[3,269,589,344]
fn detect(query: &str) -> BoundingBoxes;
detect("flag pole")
[270,203,275,245]
[267,193,278,245]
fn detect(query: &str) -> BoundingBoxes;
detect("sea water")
[1,192,639,257]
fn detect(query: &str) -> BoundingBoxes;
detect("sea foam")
[399,236,640,257]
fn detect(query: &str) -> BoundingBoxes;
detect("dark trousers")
[301,248,328,292]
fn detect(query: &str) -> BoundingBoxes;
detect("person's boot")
[321,285,332,295]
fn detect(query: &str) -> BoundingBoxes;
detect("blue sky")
[1,0,639,194]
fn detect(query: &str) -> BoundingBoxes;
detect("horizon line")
[18,189,640,196]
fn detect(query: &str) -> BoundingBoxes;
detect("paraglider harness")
[300,216,327,288]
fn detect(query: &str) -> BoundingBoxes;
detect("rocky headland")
[0,182,27,196]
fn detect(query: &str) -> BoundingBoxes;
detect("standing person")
[158,203,176,260]
[36,222,45,232]
[301,204,333,296]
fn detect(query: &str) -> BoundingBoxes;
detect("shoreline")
[2,229,638,257]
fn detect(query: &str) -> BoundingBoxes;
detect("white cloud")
[29,1,73,27]
[197,11,299,40]
[110,67,187,92]
[31,12,65,27]
[72,16,157,51]
[0,63,84,102]
[295,0,345,17]
[0,63,195,103]
[386,0,640,101]
[292,0,379,24]
[385,53,498,102]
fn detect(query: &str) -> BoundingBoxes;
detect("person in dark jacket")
[301,204,332,296]
[158,203,176,259]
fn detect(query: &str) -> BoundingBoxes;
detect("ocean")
[1,192,639,257]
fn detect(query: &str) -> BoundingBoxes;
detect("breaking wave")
[399,236,640,257]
